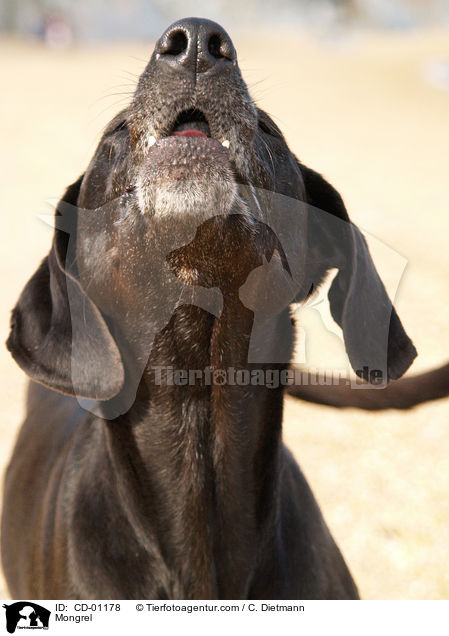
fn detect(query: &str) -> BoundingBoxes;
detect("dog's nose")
[155,18,236,73]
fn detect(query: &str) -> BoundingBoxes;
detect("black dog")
[2,18,418,599]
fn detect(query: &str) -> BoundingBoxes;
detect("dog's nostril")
[208,34,224,59]
[159,29,188,56]
[207,33,233,61]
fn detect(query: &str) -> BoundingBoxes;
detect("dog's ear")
[301,164,417,383]
[6,177,124,400]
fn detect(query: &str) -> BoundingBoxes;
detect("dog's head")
[7,18,416,411]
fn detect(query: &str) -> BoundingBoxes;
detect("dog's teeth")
[221,140,230,148]
[148,135,156,147]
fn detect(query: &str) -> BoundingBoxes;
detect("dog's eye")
[258,120,272,135]
[258,119,280,139]
[109,120,128,136]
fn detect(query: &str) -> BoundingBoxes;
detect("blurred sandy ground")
[0,27,448,599]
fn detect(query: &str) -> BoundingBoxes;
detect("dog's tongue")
[171,130,207,137]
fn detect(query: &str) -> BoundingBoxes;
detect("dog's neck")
[102,215,292,598]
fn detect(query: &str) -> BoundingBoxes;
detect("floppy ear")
[301,164,417,383]
[6,177,124,400]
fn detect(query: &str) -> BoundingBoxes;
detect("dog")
[2,18,420,599]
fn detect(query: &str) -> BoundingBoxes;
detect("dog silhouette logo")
[3,602,50,633]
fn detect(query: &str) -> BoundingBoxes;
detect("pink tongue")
[171,130,207,137]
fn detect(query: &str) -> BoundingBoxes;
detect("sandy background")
[0,27,448,599]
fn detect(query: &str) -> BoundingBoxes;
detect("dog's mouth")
[147,108,230,150]
[170,108,211,138]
